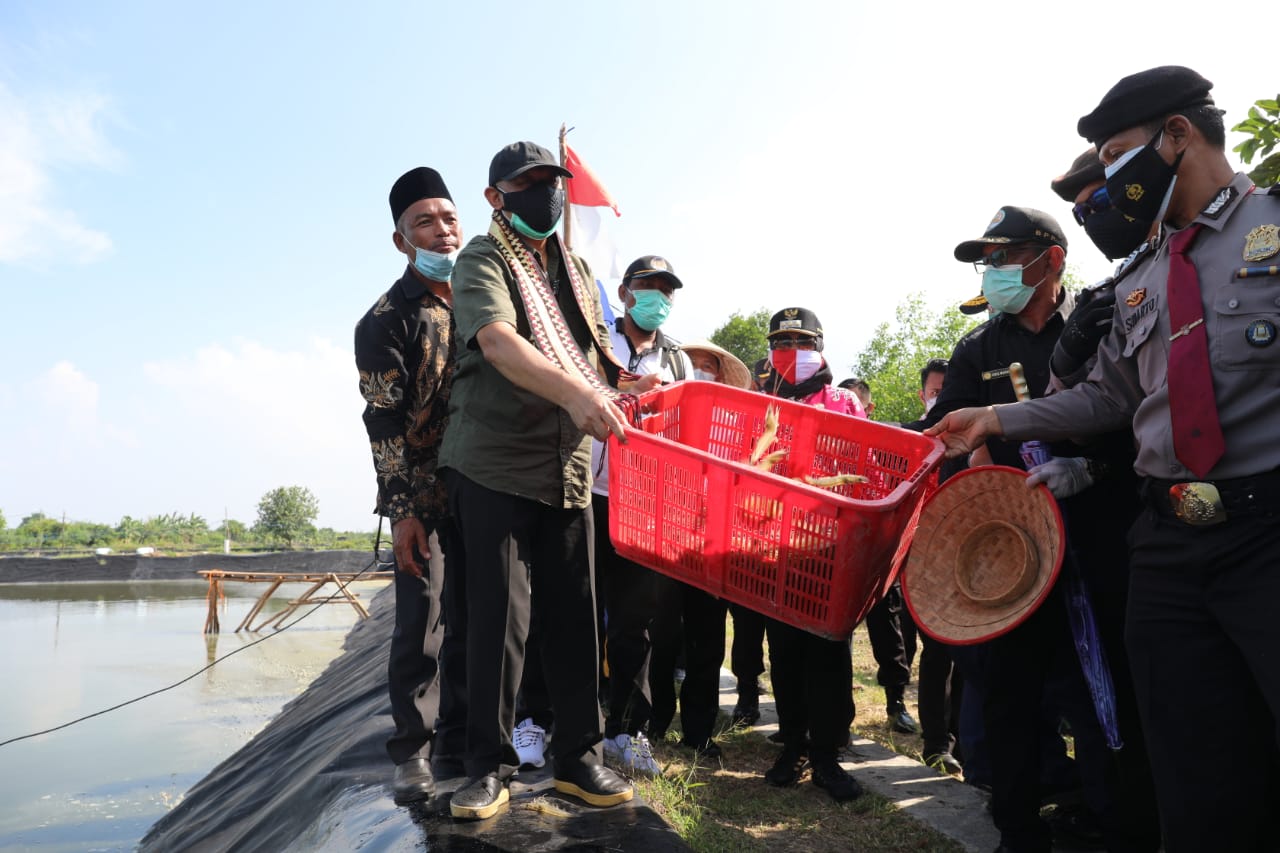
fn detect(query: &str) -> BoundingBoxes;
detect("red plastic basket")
[607,382,944,640]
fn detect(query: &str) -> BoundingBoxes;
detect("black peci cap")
[1077,65,1215,147]
[623,255,684,289]
[389,167,452,224]
[1050,149,1105,203]
[953,206,1068,262]
[768,307,823,338]
[488,140,573,186]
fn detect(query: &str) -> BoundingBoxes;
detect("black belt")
[1143,469,1280,526]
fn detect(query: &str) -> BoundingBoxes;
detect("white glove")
[1026,456,1093,500]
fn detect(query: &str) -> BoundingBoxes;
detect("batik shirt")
[354,266,455,522]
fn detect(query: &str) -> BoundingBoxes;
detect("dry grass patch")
[634,723,962,852]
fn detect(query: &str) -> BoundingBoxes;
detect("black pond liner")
[139,582,688,853]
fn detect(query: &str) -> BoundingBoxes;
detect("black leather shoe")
[810,754,862,803]
[764,746,808,787]
[449,773,508,820]
[887,707,921,735]
[923,751,963,776]
[732,681,761,726]
[391,758,435,803]
[553,761,633,807]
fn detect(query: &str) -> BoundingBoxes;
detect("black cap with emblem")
[768,307,823,338]
[623,255,684,289]
[1077,66,1216,147]
[953,206,1068,262]
[958,293,990,315]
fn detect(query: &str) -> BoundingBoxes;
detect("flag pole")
[559,122,573,250]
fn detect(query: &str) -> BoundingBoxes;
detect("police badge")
[1243,224,1280,262]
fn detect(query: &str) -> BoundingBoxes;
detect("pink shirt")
[799,385,867,418]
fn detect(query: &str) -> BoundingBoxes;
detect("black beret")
[1050,148,1105,203]
[1077,66,1215,146]
[953,206,1068,262]
[389,167,452,224]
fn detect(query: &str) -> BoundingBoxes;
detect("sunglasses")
[1072,186,1112,226]
[972,245,1045,273]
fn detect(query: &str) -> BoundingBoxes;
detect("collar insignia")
[1202,186,1236,219]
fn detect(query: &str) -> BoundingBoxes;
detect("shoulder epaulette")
[1112,239,1156,285]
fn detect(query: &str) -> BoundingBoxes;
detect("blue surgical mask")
[692,368,717,382]
[405,235,457,282]
[981,251,1046,315]
[628,289,672,331]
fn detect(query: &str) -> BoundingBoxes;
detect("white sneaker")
[603,732,661,778]
[514,717,546,769]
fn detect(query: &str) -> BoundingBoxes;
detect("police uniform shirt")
[589,318,693,496]
[999,172,1280,481]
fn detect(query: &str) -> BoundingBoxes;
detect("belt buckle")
[1169,482,1227,526]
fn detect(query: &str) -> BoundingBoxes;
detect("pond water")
[0,579,389,853]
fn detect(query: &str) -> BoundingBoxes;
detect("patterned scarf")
[486,211,640,423]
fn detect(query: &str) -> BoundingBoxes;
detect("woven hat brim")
[680,340,753,390]
[901,465,1063,645]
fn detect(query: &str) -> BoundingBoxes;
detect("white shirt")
[591,319,693,496]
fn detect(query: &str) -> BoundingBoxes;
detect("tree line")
[0,486,378,555]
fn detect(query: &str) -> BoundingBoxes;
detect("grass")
[627,626,965,853]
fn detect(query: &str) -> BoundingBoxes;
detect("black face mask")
[1103,130,1183,224]
[501,181,564,237]
[1084,206,1151,260]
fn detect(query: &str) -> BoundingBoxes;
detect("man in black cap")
[354,166,464,803]
[932,66,1280,851]
[588,255,699,772]
[925,208,1132,853]
[438,140,634,819]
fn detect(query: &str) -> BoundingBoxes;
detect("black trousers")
[446,471,603,781]
[593,493,678,738]
[729,604,766,685]
[649,583,728,746]
[981,577,1148,853]
[1126,506,1280,853]
[864,581,916,708]
[917,633,961,758]
[386,521,453,765]
[766,618,854,754]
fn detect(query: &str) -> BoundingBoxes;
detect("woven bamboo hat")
[901,465,1064,645]
[679,340,753,390]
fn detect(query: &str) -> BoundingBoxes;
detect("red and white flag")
[563,143,624,282]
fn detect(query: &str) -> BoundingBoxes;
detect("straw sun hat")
[679,340,753,390]
[901,466,1064,645]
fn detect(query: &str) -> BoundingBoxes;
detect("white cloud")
[3,340,376,533]
[0,81,116,265]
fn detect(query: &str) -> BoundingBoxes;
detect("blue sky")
[0,1,1263,532]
